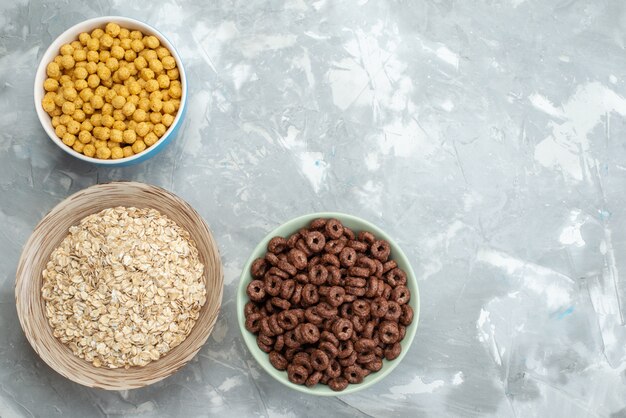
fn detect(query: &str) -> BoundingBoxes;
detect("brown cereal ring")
[268,236,288,254]
[357,351,376,364]
[328,376,349,391]
[340,303,353,319]
[382,260,397,273]
[370,240,391,261]
[310,218,328,230]
[365,277,380,298]
[326,359,342,378]
[316,302,338,319]
[264,300,276,315]
[284,347,298,361]
[274,334,285,352]
[398,324,406,340]
[299,228,310,238]
[382,284,392,300]
[321,330,339,347]
[277,310,299,330]
[384,342,402,361]
[385,301,401,321]
[333,318,353,341]
[322,318,336,331]
[245,312,262,333]
[352,299,371,317]
[286,231,300,247]
[357,256,377,275]
[327,266,342,286]
[269,351,288,371]
[292,308,305,322]
[375,279,386,297]
[305,371,323,387]
[371,297,389,318]
[305,306,324,325]
[284,330,301,348]
[302,284,319,306]
[293,352,314,374]
[357,231,375,244]
[260,317,274,336]
[327,286,345,307]
[251,258,268,278]
[343,226,355,240]
[291,283,303,305]
[346,286,366,297]
[343,294,357,303]
[321,253,340,268]
[244,301,259,317]
[257,333,274,348]
[268,315,284,335]
[337,340,354,359]
[374,259,384,278]
[287,364,309,385]
[400,304,414,326]
[386,268,407,287]
[364,357,383,372]
[374,346,384,358]
[339,247,357,267]
[268,266,289,279]
[346,277,367,288]
[319,341,339,359]
[363,321,377,339]
[280,279,296,300]
[325,218,344,239]
[338,351,357,367]
[294,273,309,284]
[306,231,326,252]
[318,285,331,297]
[324,239,346,255]
[295,238,312,257]
[391,285,411,305]
[271,296,291,310]
[362,369,372,378]
[348,266,370,278]
[264,275,283,296]
[310,349,330,371]
[343,365,365,384]
[257,340,272,353]
[351,315,366,333]
[278,253,288,263]
[348,240,368,253]
[278,259,297,276]
[299,323,320,344]
[354,338,376,353]
[309,264,329,285]
[247,280,266,302]
[265,252,279,266]
[379,321,400,344]
[288,249,308,270]
[320,374,330,385]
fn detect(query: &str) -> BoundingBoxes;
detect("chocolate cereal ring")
[309,264,329,285]
[245,312,262,333]
[295,238,312,257]
[321,330,339,347]
[374,259,384,278]
[321,253,341,268]
[370,240,391,261]
[265,252,279,266]
[288,249,308,270]
[268,266,289,279]
[269,351,288,370]
[277,310,299,330]
[357,351,376,364]
[386,268,407,287]
[268,236,288,254]
[384,342,402,361]
[306,231,326,253]
[400,304,414,326]
[345,286,366,297]
[293,352,313,374]
[348,240,368,253]
[291,283,303,305]
[251,258,268,278]
[357,256,377,275]
[268,315,284,335]
[298,323,320,344]
[326,359,342,378]
[371,297,389,318]
[343,227,355,240]
[324,239,346,255]
[287,364,309,385]
[271,296,291,310]
[325,219,344,239]
[382,260,397,273]
[327,266,342,286]
[287,232,300,248]
[385,301,402,321]
[343,365,365,384]
[391,285,411,305]
[305,371,323,387]
[319,341,339,359]
[247,280,266,302]
[329,377,349,392]
[311,349,330,371]
[346,277,367,288]
[351,315,366,333]
[302,284,319,306]
[327,286,346,307]
[305,306,324,325]
[379,321,400,344]
[274,334,285,352]
[284,330,301,348]
[278,259,297,276]
[244,301,259,317]
[338,351,357,367]
[365,277,380,298]
[280,279,296,300]
[352,299,370,317]
[337,340,354,359]
[316,302,338,319]
[264,275,282,297]
[339,247,357,267]
[333,318,353,341]
[310,218,328,229]
[348,266,370,278]
[364,357,383,372]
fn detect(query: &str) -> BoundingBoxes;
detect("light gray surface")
[1,0,626,417]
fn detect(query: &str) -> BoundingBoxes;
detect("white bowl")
[34,16,188,166]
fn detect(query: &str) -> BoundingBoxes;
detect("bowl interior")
[237,212,420,396]
[15,182,223,390]
[34,16,187,165]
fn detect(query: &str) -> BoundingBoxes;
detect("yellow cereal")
[128,81,141,95]
[91,28,104,39]
[117,66,130,81]
[112,120,126,130]
[62,101,75,115]
[122,101,136,117]
[87,74,100,89]
[72,109,86,123]
[46,62,61,78]
[169,84,182,99]
[145,35,160,49]
[78,130,92,144]
[138,98,150,111]
[59,114,72,125]
[96,146,111,159]
[112,95,126,109]
[106,22,121,37]
[124,49,137,62]
[94,139,106,148]
[167,68,179,80]
[87,50,99,62]
[140,68,154,81]
[161,56,176,70]
[78,32,90,45]
[67,120,81,135]
[156,46,170,59]
[111,146,124,159]
[153,123,166,137]
[60,44,74,56]
[87,37,99,51]
[73,66,88,80]
[72,141,85,153]
[149,99,162,112]
[122,146,134,157]
[110,129,123,143]
[95,86,108,97]
[120,38,132,50]
[144,132,158,146]
[82,101,95,115]
[63,87,77,101]
[62,132,76,146]
[85,61,98,74]
[127,95,139,105]
[90,95,104,109]
[53,93,65,107]
[83,143,96,157]
[111,45,125,60]
[102,114,114,128]
[162,113,174,127]
[131,139,146,154]
[148,59,163,73]
[79,88,93,101]
[123,129,136,144]
[157,74,170,89]
[134,56,148,71]
[130,30,142,40]
[143,50,157,61]
[51,116,60,127]
[60,55,75,70]
[104,88,116,103]
[105,57,119,71]
[162,101,175,115]
[44,78,59,92]
[149,111,162,124]
[54,124,67,138]
[97,65,112,81]
[81,120,93,132]
[135,121,150,137]
[145,79,159,93]
[100,34,114,49]
[90,114,102,127]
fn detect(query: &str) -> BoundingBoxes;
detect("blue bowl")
[34,16,188,166]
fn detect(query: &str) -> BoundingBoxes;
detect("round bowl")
[237,212,420,396]
[15,182,223,390]
[34,16,188,166]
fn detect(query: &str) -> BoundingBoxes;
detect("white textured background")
[2,0,626,417]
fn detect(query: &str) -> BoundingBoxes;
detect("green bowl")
[237,212,420,396]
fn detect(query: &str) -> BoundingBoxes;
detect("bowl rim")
[237,212,421,396]
[33,15,187,165]
[15,181,224,389]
